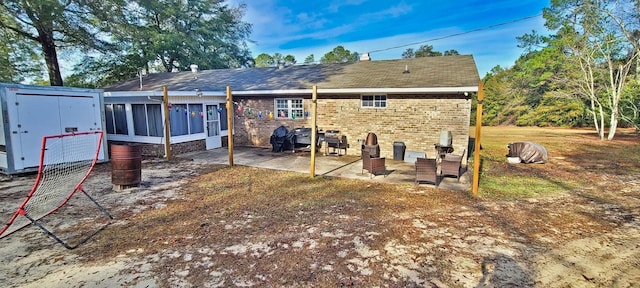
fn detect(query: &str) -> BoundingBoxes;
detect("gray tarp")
[507,142,548,164]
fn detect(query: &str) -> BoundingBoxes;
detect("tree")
[113,1,253,73]
[401,48,415,59]
[253,53,296,68]
[304,54,315,64]
[417,46,442,57]
[0,0,118,86]
[444,49,460,56]
[402,45,459,58]
[544,0,640,140]
[254,53,274,67]
[0,19,42,83]
[320,46,358,63]
[283,54,296,66]
[67,0,254,87]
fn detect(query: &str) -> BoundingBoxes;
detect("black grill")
[293,128,315,146]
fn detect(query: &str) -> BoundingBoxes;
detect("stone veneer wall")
[107,140,206,158]
[232,94,471,162]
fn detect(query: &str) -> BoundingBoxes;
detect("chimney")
[360,52,371,61]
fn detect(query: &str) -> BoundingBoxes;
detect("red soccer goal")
[0,131,112,249]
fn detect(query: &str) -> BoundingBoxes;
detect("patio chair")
[441,149,466,182]
[326,135,350,156]
[415,157,438,186]
[362,150,386,178]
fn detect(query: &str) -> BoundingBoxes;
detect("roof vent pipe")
[190,64,199,79]
[360,52,371,61]
[403,64,410,74]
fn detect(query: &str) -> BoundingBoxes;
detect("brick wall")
[108,140,206,158]
[232,94,471,162]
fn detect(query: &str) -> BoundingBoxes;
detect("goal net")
[0,131,112,248]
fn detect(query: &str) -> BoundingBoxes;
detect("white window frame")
[132,103,164,137]
[105,103,129,135]
[361,94,387,108]
[274,98,304,119]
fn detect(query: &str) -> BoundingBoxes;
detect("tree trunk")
[589,98,601,138]
[37,27,63,86]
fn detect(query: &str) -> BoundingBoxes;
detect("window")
[219,105,228,131]
[169,103,205,136]
[361,95,387,108]
[275,98,304,119]
[132,104,163,137]
[188,104,204,134]
[105,104,128,135]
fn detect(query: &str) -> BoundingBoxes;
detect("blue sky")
[229,0,550,76]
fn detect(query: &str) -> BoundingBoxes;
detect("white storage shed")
[0,83,108,174]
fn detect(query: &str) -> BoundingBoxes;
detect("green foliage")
[65,53,144,88]
[64,0,254,87]
[320,46,358,63]
[516,92,588,127]
[480,67,529,126]
[254,53,274,68]
[0,0,117,85]
[402,45,458,58]
[304,54,315,64]
[619,81,640,130]
[0,22,42,83]
[254,53,296,68]
[112,1,253,72]
[283,55,297,66]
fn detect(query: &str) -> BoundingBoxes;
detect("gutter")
[104,86,478,97]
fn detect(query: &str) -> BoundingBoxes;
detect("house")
[104,55,480,160]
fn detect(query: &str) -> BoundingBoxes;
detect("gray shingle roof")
[105,55,479,92]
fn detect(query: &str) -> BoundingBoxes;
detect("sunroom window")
[105,104,128,135]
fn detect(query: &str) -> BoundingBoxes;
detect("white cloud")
[328,0,369,13]
[357,2,413,20]
[229,0,549,75]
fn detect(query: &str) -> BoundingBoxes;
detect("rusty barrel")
[111,144,142,186]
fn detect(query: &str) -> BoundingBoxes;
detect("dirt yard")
[1,133,639,287]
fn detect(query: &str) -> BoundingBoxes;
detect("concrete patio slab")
[180,146,471,191]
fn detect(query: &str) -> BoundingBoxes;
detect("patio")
[180,146,471,191]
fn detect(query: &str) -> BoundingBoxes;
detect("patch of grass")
[470,127,639,199]
[480,174,577,198]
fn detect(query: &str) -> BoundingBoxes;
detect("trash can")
[393,141,406,161]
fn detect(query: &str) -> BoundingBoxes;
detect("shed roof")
[105,55,480,93]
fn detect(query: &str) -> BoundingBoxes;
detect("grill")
[270,126,294,152]
[324,130,341,144]
[324,130,348,156]
[362,132,380,158]
[292,127,315,146]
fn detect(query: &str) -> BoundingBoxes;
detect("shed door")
[13,94,62,170]
[58,94,100,133]
[13,93,99,170]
